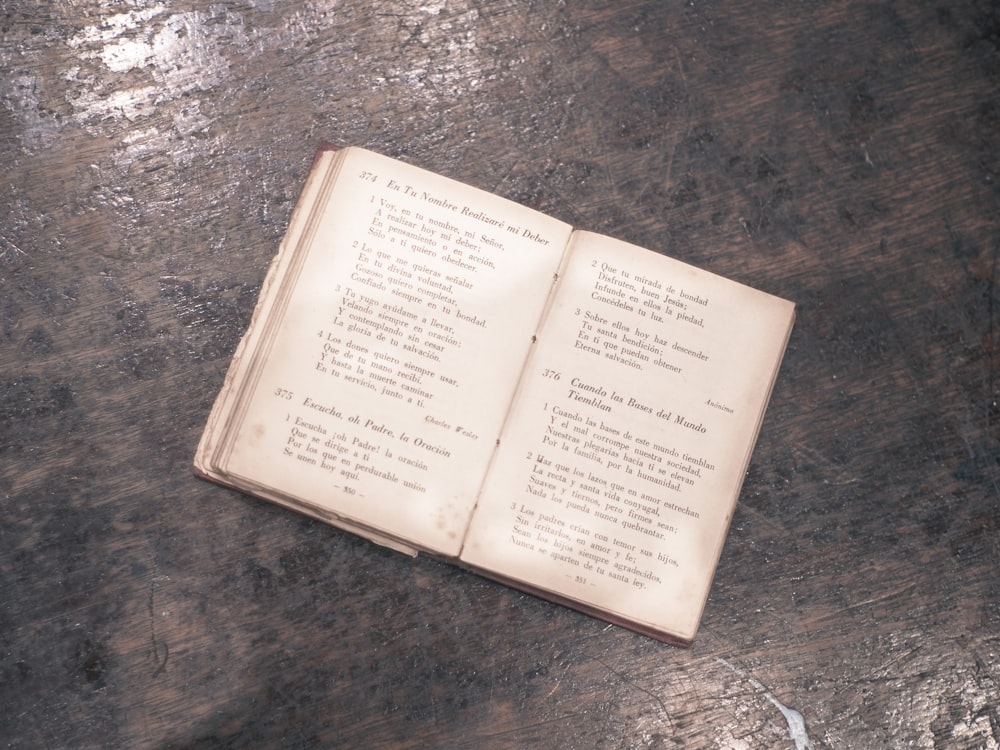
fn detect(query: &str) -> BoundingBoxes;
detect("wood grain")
[2,1,998,747]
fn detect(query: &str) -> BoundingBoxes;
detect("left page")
[195,147,572,556]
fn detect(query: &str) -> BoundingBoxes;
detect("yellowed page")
[461,231,794,641]
[204,148,572,556]
[196,150,339,482]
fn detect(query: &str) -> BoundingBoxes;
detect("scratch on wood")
[597,658,673,728]
[842,581,918,612]
[148,579,169,677]
[0,235,27,261]
[663,45,693,191]
[716,657,814,750]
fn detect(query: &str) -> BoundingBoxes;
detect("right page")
[461,231,795,643]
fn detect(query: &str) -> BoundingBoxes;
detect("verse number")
[274,387,293,400]
[542,369,561,380]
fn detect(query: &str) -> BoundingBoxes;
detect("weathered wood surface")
[2,2,998,747]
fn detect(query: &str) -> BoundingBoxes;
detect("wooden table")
[2,2,998,747]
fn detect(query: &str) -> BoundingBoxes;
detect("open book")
[194,146,795,644]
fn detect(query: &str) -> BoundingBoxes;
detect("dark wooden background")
[2,1,998,748]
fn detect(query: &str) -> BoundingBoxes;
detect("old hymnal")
[194,146,795,644]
